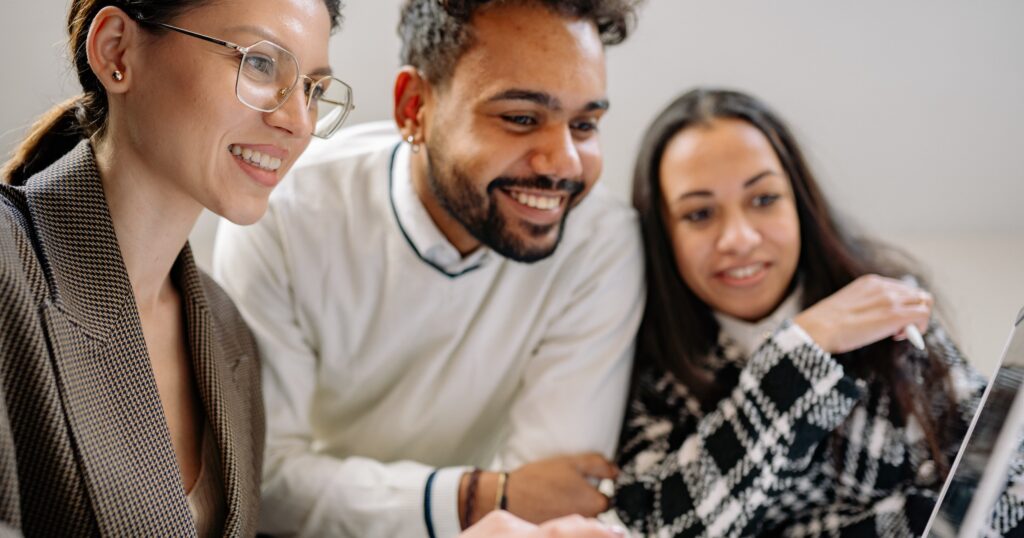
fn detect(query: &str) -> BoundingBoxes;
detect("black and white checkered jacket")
[613,320,1005,537]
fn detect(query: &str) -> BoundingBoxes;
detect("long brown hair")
[632,88,959,477]
[1,0,343,186]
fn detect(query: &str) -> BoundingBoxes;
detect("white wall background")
[1,1,1021,376]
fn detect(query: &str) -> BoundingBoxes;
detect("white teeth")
[228,144,283,172]
[510,191,561,210]
[725,264,765,279]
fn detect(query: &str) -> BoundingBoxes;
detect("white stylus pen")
[904,323,926,351]
[901,275,926,351]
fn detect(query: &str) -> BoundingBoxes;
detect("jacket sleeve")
[751,321,989,537]
[0,213,25,535]
[615,321,864,538]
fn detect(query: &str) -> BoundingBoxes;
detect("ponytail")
[2,96,90,186]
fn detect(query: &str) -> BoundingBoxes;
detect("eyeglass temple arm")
[318,98,354,109]
[140,20,243,52]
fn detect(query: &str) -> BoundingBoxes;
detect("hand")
[506,453,617,524]
[793,274,932,354]
[459,511,626,538]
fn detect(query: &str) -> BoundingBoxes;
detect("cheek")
[578,140,602,181]
[764,207,802,268]
[669,225,712,288]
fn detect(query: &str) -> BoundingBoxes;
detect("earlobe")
[86,6,137,93]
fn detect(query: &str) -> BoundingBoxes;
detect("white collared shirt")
[212,122,644,538]
[389,146,490,275]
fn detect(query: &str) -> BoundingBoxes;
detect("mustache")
[487,176,585,196]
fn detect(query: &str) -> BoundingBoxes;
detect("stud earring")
[407,134,420,154]
[112,70,124,82]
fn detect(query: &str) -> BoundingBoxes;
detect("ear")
[393,66,430,142]
[86,6,140,94]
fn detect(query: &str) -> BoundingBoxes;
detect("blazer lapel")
[175,246,251,536]
[24,141,196,536]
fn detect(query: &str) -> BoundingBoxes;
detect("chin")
[216,197,269,226]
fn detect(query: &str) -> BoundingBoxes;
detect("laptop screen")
[926,307,1024,537]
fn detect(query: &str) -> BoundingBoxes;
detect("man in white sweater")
[213,1,644,536]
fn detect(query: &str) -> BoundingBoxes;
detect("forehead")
[661,119,784,188]
[449,3,607,104]
[180,0,332,65]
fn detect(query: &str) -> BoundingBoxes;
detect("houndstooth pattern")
[0,141,264,536]
[614,320,997,537]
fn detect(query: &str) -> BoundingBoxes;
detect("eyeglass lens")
[235,41,353,138]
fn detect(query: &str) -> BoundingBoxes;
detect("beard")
[423,143,584,264]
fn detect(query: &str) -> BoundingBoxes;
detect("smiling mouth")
[723,263,766,279]
[502,188,566,211]
[229,144,282,172]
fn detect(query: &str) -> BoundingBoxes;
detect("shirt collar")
[390,142,492,276]
[714,284,804,357]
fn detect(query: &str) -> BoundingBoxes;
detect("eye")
[501,114,537,127]
[682,208,713,223]
[752,193,781,207]
[242,53,276,79]
[304,79,325,101]
[571,119,599,133]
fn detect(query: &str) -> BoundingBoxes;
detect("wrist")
[793,312,832,353]
[459,471,498,528]
[473,471,498,526]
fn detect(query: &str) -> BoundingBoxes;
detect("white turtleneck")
[713,287,804,357]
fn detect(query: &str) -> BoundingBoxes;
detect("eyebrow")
[486,89,609,113]
[228,25,333,77]
[673,170,778,202]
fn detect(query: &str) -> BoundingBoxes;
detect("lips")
[229,144,282,172]
[715,262,771,286]
[228,143,288,188]
[495,187,570,228]
[504,188,565,211]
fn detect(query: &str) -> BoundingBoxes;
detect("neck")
[409,147,481,256]
[93,136,203,313]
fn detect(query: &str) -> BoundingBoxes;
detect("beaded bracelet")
[462,468,482,529]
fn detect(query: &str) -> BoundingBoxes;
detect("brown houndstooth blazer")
[0,141,264,536]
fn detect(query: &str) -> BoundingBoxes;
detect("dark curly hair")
[398,0,641,87]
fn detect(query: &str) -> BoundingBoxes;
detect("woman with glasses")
[612,88,993,537]
[0,0,350,535]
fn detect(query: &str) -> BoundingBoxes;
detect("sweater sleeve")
[615,321,863,538]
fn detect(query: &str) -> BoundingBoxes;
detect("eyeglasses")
[138,20,354,139]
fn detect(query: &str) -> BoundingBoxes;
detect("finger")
[573,453,618,479]
[901,302,932,333]
[461,510,536,537]
[540,515,622,538]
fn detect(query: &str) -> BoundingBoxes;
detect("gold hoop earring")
[112,70,124,82]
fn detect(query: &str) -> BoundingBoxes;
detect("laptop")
[925,306,1024,537]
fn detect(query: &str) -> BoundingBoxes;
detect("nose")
[716,210,761,256]
[265,85,313,137]
[529,125,584,180]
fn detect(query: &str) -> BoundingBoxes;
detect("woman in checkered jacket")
[613,88,1005,537]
